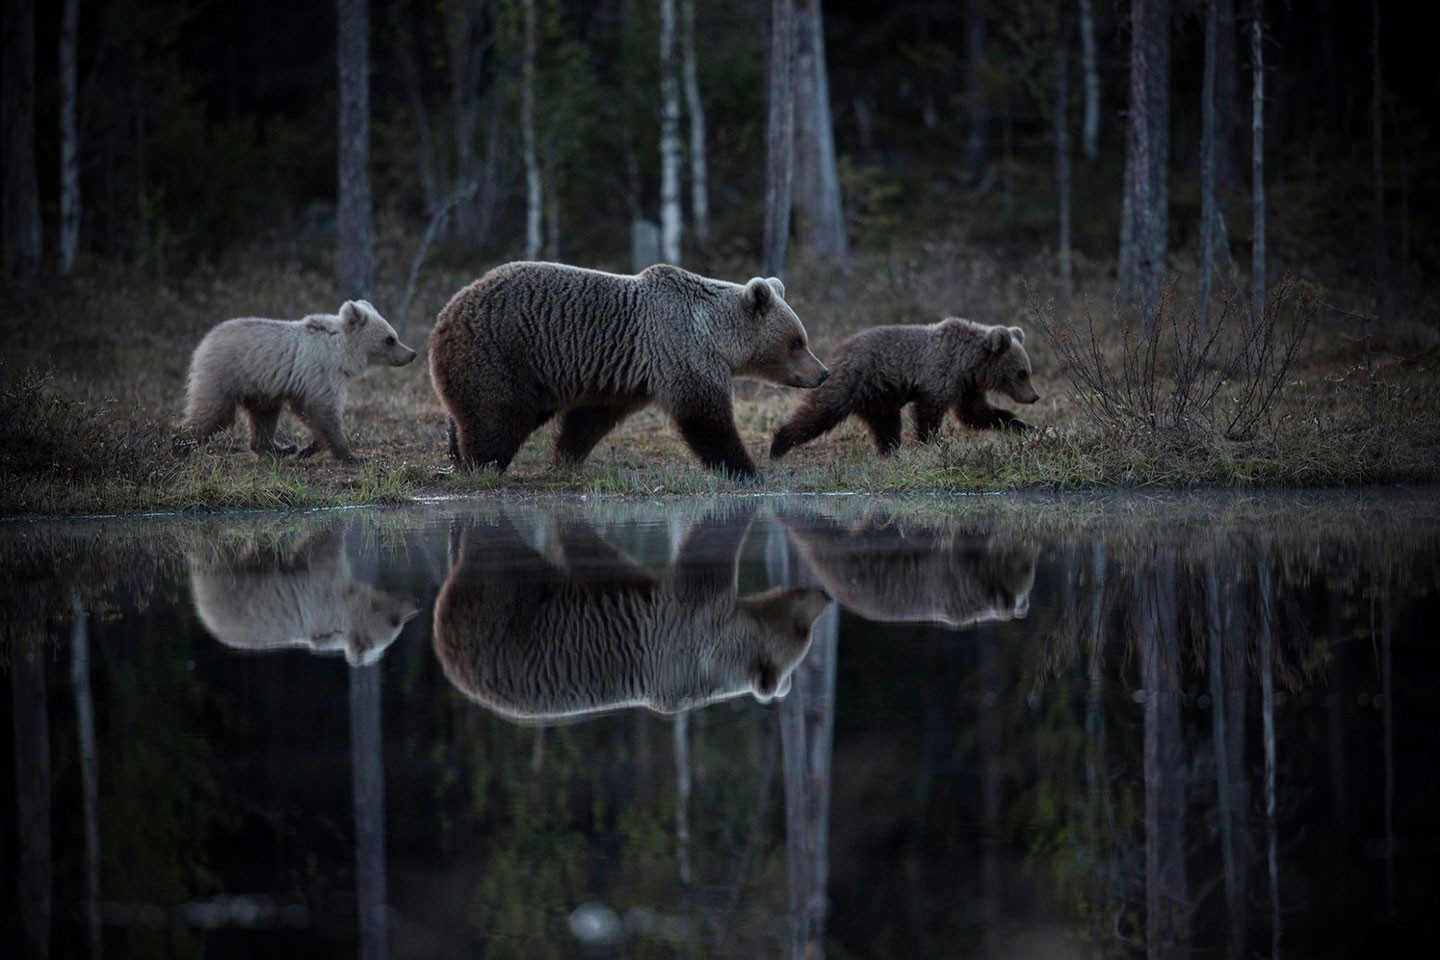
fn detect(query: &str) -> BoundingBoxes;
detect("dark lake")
[3,489,1438,959]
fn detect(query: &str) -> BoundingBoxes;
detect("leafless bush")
[1031,277,1315,441]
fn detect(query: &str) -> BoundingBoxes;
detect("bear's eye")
[385,335,396,346]
[790,337,804,351]
[1018,370,1028,379]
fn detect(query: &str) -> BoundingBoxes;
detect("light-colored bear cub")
[180,299,416,463]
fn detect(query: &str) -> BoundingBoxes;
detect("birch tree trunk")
[337,0,375,297]
[1078,0,1099,160]
[2,0,42,281]
[681,0,709,245]
[659,0,684,264]
[792,0,847,263]
[58,0,80,276]
[522,0,542,260]
[1250,0,1266,328]
[763,0,796,281]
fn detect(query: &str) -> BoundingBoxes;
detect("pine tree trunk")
[1200,0,1219,326]
[447,4,485,244]
[792,0,847,262]
[659,0,683,264]
[522,0,542,260]
[1148,0,1170,290]
[337,0,375,297]
[1214,0,1240,194]
[1371,0,1386,322]
[763,0,796,281]
[1250,0,1265,327]
[963,0,988,174]
[1120,0,1155,309]
[681,0,709,245]
[58,0,80,276]
[1078,0,1100,160]
[2,0,41,280]
[1054,31,1073,292]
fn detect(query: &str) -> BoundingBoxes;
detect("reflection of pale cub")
[189,528,418,665]
[780,511,1037,628]
[433,506,831,723]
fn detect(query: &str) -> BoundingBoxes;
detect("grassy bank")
[3,229,1437,518]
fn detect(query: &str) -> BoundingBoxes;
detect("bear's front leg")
[296,403,359,463]
[667,387,759,481]
[956,396,1034,432]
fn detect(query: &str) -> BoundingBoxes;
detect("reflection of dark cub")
[780,510,1037,628]
[432,506,832,722]
[188,528,419,665]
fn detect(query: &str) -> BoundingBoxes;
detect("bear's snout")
[392,347,418,367]
[819,368,831,383]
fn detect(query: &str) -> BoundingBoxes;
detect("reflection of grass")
[3,239,1437,517]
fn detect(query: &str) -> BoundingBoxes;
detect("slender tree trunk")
[521,0,541,260]
[1078,0,1099,160]
[2,0,42,280]
[1120,0,1156,309]
[1214,0,1240,194]
[337,0,375,297]
[1371,0,1386,324]
[132,60,148,259]
[543,143,559,261]
[659,0,683,264]
[963,0,988,174]
[763,0,796,281]
[58,0,80,276]
[447,4,485,244]
[1054,29,1073,292]
[681,0,709,245]
[1250,0,1265,327]
[1148,0,1170,291]
[792,0,847,263]
[477,94,503,239]
[70,593,101,960]
[395,37,439,215]
[1200,0,1219,326]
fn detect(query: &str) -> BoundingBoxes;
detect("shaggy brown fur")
[432,505,831,722]
[779,508,1037,628]
[428,261,830,480]
[188,528,419,666]
[179,300,417,463]
[770,317,1040,459]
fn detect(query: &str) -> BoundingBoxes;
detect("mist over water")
[3,489,1437,958]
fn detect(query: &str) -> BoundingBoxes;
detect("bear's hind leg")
[451,406,545,473]
[244,399,296,456]
[859,408,903,455]
[178,396,238,452]
[769,390,854,460]
[554,399,648,466]
[912,399,946,445]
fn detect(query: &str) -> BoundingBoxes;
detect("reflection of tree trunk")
[1259,561,1280,958]
[768,520,835,960]
[674,713,693,886]
[1379,573,1395,920]
[10,612,52,959]
[980,630,1001,959]
[1207,563,1245,960]
[350,664,388,960]
[72,591,102,960]
[1142,550,1186,958]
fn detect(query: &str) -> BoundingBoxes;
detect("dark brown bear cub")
[428,261,830,480]
[770,317,1040,459]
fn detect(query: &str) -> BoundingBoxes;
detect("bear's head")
[343,585,421,667]
[342,300,418,369]
[735,278,831,389]
[734,585,832,702]
[983,325,1040,405]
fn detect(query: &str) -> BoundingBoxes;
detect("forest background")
[2,0,1438,513]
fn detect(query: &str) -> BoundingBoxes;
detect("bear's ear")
[743,277,773,311]
[985,326,1013,353]
[341,301,365,328]
[766,277,786,300]
[1009,325,1026,345]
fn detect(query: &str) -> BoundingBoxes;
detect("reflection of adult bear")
[428,261,830,480]
[779,510,1037,628]
[433,506,832,723]
[188,528,419,666]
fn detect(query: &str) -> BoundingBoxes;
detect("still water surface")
[3,490,1438,959]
